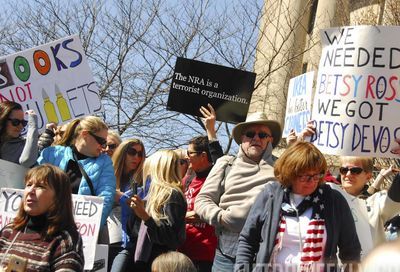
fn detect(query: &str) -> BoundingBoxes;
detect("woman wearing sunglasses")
[0,101,38,167]
[102,130,122,157]
[327,156,400,258]
[108,139,146,272]
[235,142,360,272]
[37,115,116,227]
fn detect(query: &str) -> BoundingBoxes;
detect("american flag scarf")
[272,187,326,271]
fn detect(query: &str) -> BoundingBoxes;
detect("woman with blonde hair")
[108,139,146,272]
[151,251,196,272]
[128,149,187,271]
[37,116,116,226]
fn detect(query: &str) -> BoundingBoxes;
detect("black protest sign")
[167,57,256,124]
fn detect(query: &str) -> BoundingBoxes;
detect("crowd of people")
[0,101,399,272]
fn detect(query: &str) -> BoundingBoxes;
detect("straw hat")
[232,112,282,147]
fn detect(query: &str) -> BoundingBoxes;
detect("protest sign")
[0,159,27,189]
[282,71,314,137]
[311,25,400,157]
[0,188,104,270]
[167,57,256,124]
[0,35,103,132]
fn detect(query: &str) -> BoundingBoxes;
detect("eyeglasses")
[179,159,189,165]
[187,150,202,156]
[8,118,28,127]
[105,144,117,150]
[339,167,364,175]
[126,147,143,157]
[244,131,271,139]
[298,173,324,182]
[88,131,107,148]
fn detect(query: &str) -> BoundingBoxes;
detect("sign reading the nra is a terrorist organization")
[167,57,256,124]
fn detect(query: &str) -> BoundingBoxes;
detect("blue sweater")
[37,145,116,226]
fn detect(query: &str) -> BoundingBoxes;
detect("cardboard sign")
[283,71,314,137]
[0,35,103,132]
[0,188,103,270]
[167,57,256,124]
[0,159,27,189]
[311,26,400,157]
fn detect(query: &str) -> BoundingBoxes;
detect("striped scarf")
[272,187,326,271]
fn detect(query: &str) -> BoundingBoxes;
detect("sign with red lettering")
[0,35,103,132]
[311,26,400,157]
[0,188,103,270]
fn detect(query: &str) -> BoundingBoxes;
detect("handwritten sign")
[167,57,256,124]
[0,188,104,270]
[283,71,314,137]
[311,26,400,157]
[0,35,103,132]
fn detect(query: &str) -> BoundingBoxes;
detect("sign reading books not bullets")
[282,71,314,138]
[167,57,256,124]
[0,188,104,270]
[0,35,103,132]
[311,25,400,158]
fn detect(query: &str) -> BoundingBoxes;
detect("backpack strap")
[220,155,236,194]
[72,151,96,196]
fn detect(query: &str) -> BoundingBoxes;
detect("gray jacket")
[0,114,39,168]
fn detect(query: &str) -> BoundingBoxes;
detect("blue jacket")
[37,145,116,226]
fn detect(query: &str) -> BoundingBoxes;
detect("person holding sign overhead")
[0,164,84,271]
[0,101,38,168]
[37,116,116,227]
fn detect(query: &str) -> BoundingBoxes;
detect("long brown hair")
[0,101,23,137]
[112,139,145,188]
[13,164,78,239]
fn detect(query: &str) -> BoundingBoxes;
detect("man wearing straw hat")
[195,112,282,272]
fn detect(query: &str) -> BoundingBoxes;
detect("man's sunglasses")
[8,118,28,127]
[244,131,271,139]
[339,167,364,175]
[106,144,117,150]
[88,131,107,148]
[127,147,143,157]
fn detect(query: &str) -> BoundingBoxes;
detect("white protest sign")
[0,159,27,189]
[0,35,103,132]
[283,71,314,137]
[311,25,400,157]
[0,188,104,270]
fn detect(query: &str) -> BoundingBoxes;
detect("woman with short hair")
[235,142,361,272]
[0,164,84,271]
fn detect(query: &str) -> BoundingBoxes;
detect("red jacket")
[179,171,217,261]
